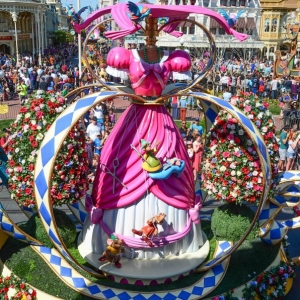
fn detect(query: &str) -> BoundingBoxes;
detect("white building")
[0,0,67,57]
[156,0,264,60]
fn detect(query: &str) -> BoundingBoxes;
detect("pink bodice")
[106,47,191,97]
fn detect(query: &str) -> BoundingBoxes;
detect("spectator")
[188,118,203,137]
[278,126,290,172]
[86,116,101,142]
[17,79,28,105]
[178,95,188,121]
[179,121,188,136]
[171,95,179,119]
[271,77,278,99]
[222,87,232,102]
[39,77,48,91]
[282,93,293,126]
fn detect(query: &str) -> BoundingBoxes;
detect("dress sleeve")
[168,50,192,81]
[106,47,130,80]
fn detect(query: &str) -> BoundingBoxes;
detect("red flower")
[234,137,241,144]
[9,161,15,167]
[222,152,230,158]
[19,107,28,113]
[31,141,38,148]
[242,167,249,174]
[36,111,44,119]
[28,164,34,172]
[25,188,32,195]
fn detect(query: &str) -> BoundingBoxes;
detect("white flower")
[31,120,36,125]
[22,159,25,164]
[39,104,45,109]
[36,133,44,140]
[245,100,250,104]
[42,120,47,125]
[262,126,268,133]
[238,129,244,135]
[230,140,235,144]
[7,155,12,160]
[257,112,264,119]
[231,191,238,197]
[27,181,31,185]
[220,166,227,172]
[249,162,254,167]
[11,194,15,199]
[37,126,42,130]
[16,114,22,121]
[18,183,22,188]
[231,170,236,176]
[36,90,43,95]
[266,111,270,116]
[7,168,13,173]
[56,107,64,113]
[256,102,261,107]
[237,171,242,176]
[23,124,29,132]
[28,156,35,162]
[15,148,20,153]
[50,97,56,102]
[230,163,236,169]
[253,170,258,176]
[210,145,217,151]
[25,113,31,118]
[227,157,233,162]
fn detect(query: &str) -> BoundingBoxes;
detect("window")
[239,0,245,6]
[220,0,227,6]
[230,0,236,6]
[182,26,187,34]
[264,18,270,32]
[189,26,195,34]
[175,0,180,4]
[237,28,244,33]
[247,29,253,35]
[203,0,210,6]
[190,0,196,4]
[271,18,277,32]
[219,28,225,35]
[210,28,216,34]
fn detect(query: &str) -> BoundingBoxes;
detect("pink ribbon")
[131,61,165,90]
[85,194,103,224]
[189,194,202,224]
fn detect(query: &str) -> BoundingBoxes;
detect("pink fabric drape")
[92,104,195,210]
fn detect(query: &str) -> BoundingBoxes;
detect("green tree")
[52,30,73,45]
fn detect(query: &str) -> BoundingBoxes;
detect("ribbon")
[85,194,103,224]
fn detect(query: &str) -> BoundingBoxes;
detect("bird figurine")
[218,9,246,28]
[66,4,90,24]
[127,1,152,25]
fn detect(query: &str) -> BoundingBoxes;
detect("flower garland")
[7,91,88,207]
[202,93,279,204]
[0,273,37,300]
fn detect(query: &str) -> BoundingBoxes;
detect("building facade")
[259,0,299,59]
[156,0,264,60]
[0,0,67,57]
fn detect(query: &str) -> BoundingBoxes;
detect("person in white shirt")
[24,76,31,88]
[222,87,232,102]
[93,104,104,124]
[271,77,278,99]
[220,74,229,91]
[86,117,101,141]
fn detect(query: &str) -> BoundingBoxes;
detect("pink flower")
[253,161,260,168]
[227,134,234,140]
[222,152,230,158]
[36,111,44,119]
[34,106,40,111]
[233,151,241,157]
[244,105,252,112]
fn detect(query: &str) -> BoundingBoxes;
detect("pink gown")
[81,47,203,260]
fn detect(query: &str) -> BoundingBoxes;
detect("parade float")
[274,20,300,78]
[0,2,299,300]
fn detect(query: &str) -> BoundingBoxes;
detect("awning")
[210,18,221,28]
[236,18,246,29]
[246,18,256,29]
[177,17,195,27]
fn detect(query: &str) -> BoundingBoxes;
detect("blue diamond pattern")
[35,170,48,199]
[40,246,52,254]
[72,277,87,288]
[60,266,72,277]
[191,286,204,295]
[87,285,101,295]
[133,294,147,300]
[13,233,26,240]
[74,96,96,110]
[270,228,282,240]
[148,295,162,300]
[219,241,231,251]
[39,202,52,226]
[102,289,116,298]
[204,276,216,287]
[48,228,61,246]
[50,254,61,266]
[163,293,177,300]
[236,111,254,133]
[178,290,191,300]
[54,113,74,136]
[1,222,13,232]
[79,210,87,223]
[212,263,224,276]
[206,107,218,123]
[117,291,132,300]
[41,138,55,167]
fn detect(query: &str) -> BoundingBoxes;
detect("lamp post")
[78,0,82,77]
[179,38,185,50]
[11,12,19,67]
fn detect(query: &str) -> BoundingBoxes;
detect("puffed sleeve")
[168,50,192,81]
[106,47,130,80]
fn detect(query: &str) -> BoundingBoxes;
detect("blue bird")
[66,4,90,24]
[218,9,246,28]
[127,1,152,25]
